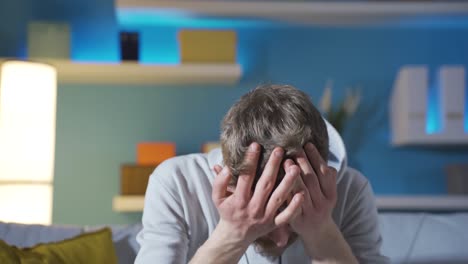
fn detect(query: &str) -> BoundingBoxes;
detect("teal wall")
[1,1,468,225]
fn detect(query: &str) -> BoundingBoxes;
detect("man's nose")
[267,225,291,248]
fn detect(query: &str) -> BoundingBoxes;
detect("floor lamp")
[0,60,57,225]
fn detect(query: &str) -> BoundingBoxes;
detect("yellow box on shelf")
[201,141,221,153]
[179,30,237,63]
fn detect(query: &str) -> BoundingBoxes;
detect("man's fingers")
[250,147,284,213]
[274,192,304,227]
[213,165,222,175]
[283,159,295,169]
[305,142,337,201]
[283,159,300,191]
[283,159,313,207]
[321,166,338,200]
[212,166,232,207]
[265,165,300,218]
[305,142,327,177]
[235,142,261,202]
[294,149,323,205]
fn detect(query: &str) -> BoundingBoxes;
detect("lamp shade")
[0,60,57,224]
[0,185,53,224]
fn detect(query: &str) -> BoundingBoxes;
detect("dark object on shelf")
[120,32,139,61]
[446,164,468,195]
[120,164,156,195]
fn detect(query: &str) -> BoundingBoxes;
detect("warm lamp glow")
[0,61,57,224]
[0,185,53,224]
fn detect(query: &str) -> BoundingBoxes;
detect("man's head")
[220,84,329,257]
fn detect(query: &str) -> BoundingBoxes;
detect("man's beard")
[253,233,298,260]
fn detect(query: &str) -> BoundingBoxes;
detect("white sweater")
[135,124,389,263]
[135,150,389,263]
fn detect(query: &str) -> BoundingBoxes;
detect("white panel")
[0,184,53,224]
[405,67,428,140]
[439,66,465,136]
[405,68,428,114]
[0,61,57,182]
[390,66,428,145]
[391,64,468,145]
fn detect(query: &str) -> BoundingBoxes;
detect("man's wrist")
[301,219,357,263]
[210,220,251,250]
[301,219,337,255]
[190,220,250,264]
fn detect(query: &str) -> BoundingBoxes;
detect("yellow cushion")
[0,239,44,264]
[0,227,118,264]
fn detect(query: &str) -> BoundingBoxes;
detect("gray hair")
[220,84,329,186]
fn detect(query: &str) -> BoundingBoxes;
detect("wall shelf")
[376,195,468,211]
[1,58,242,85]
[113,195,468,212]
[56,61,242,85]
[390,135,468,147]
[113,195,145,212]
[116,0,468,26]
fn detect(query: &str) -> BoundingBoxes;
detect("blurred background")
[1,0,468,226]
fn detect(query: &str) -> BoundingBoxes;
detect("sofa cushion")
[0,239,43,263]
[408,213,468,264]
[0,221,82,248]
[84,224,142,264]
[0,227,118,264]
[379,212,468,264]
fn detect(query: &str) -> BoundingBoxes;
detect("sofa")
[1,212,467,263]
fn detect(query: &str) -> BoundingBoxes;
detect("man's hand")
[190,142,304,264]
[212,142,305,246]
[287,142,337,238]
[287,143,358,264]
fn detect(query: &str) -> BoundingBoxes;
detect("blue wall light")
[116,9,276,29]
[116,8,278,67]
[426,69,442,134]
[139,28,180,65]
[71,16,120,63]
[73,9,275,66]
[426,67,468,134]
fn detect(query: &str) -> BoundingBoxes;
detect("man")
[135,85,389,263]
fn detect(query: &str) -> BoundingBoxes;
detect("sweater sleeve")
[134,163,189,264]
[340,176,390,264]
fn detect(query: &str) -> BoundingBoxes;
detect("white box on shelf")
[390,66,428,145]
[390,65,468,146]
[439,66,465,137]
[28,21,70,59]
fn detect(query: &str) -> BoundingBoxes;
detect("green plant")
[319,80,361,134]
